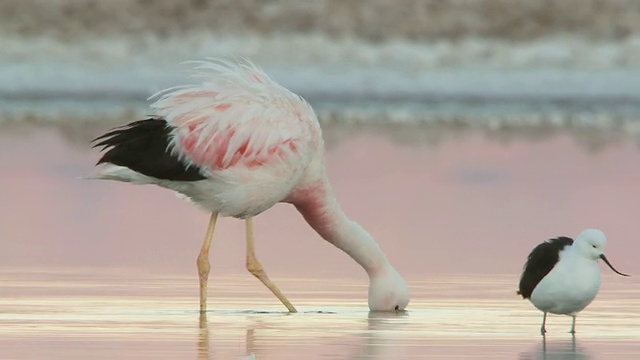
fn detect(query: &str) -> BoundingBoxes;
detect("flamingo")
[90,58,410,313]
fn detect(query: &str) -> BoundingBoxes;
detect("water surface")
[1,124,640,359]
[1,270,639,360]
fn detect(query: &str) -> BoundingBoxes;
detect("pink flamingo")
[90,58,409,313]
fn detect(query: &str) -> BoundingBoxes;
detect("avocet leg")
[570,315,577,334]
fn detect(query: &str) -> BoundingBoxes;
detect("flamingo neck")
[290,179,390,277]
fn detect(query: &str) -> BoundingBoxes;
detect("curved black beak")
[599,254,630,277]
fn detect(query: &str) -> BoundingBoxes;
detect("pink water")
[1,125,639,359]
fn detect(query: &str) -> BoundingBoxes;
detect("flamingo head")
[368,266,410,312]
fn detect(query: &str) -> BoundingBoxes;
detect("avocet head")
[575,229,629,277]
[575,229,607,260]
[368,266,410,312]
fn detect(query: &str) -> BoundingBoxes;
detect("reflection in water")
[520,336,592,360]
[198,313,258,360]
[353,311,410,359]
[244,327,257,360]
[198,313,210,360]
[197,310,411,360]
[1,271,638,359]
[197,312,265,360]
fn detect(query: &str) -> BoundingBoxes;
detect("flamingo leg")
[245,217,297,312]
[197,212,218,312]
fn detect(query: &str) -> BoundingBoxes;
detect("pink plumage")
[91,57,409,313]
[151,59,318,173]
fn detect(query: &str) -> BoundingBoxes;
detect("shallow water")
[2,124,640,359]
[1,270,639,359]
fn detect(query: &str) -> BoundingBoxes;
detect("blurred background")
[1,0,640,279]
[3,0,640,135]
[3,3,640,358]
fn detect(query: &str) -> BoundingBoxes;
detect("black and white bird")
[517,229,629,335]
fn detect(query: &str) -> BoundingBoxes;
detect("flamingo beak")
[599,254,630,277]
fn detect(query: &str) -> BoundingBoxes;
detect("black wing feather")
[517,236,574,299]
[92,118,206,181]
